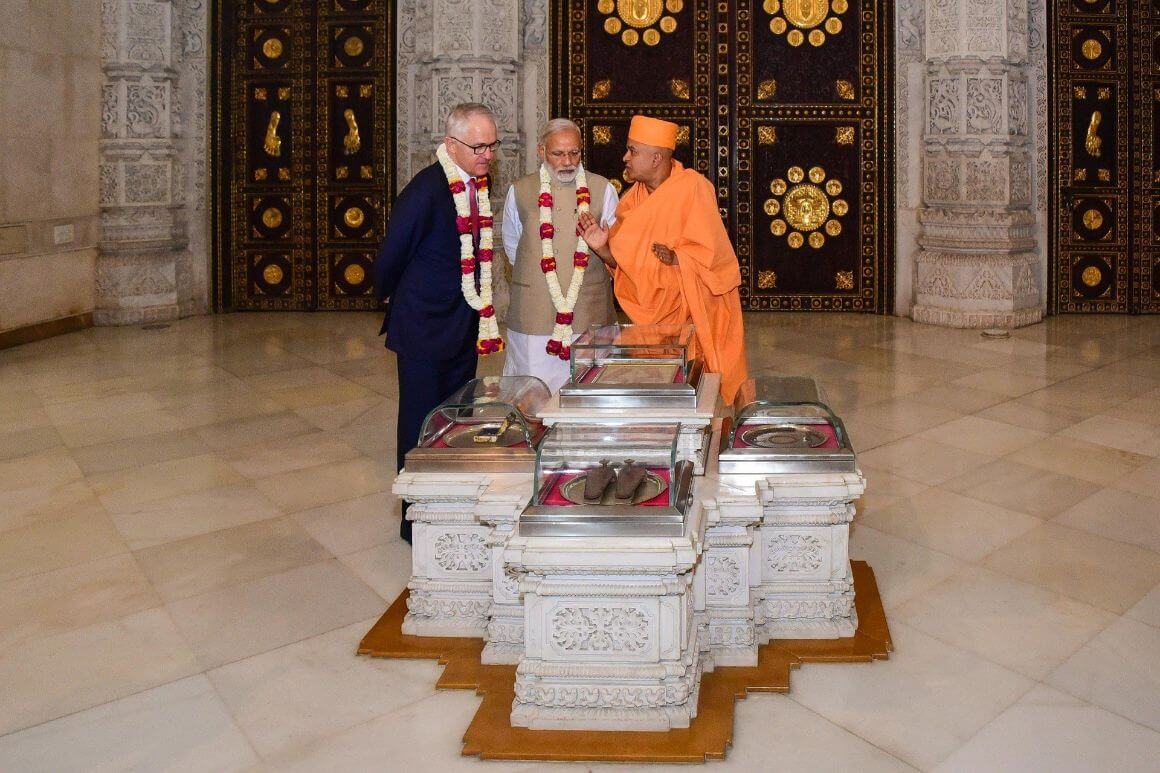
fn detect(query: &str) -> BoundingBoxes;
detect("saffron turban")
[628,115,678,150]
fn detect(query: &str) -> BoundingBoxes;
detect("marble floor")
[0,311,1159,772]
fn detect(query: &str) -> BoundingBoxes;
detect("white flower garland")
[537,163,591,360]
[435,143,503,355]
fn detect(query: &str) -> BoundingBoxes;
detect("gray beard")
[550,168,578,184]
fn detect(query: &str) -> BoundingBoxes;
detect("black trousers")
[394,351,478,541]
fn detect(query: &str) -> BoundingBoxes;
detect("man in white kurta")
[501,119,619,391]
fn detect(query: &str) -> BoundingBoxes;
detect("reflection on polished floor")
[1,311,1159,771]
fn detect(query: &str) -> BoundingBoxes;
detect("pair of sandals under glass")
[583,458,647,502]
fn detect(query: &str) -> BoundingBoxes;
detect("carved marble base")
[751,472,864,640]
[394,471,531,640]
[913,250,1042,330]
[506,506,707,731]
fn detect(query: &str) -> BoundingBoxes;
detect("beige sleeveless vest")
[507,171,615,336]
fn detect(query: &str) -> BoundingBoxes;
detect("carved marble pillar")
[98,0,207,325]
[397,0,538,318]
[911,0,1042,328]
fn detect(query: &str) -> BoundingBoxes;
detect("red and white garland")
[436,143,503,355]
[538,163,591,360]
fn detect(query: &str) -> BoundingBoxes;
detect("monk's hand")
[652,243,678,266]
[580,218,610,253]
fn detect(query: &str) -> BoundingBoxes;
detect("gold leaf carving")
[1082,208,1104,231]
[836,270,854,290]
[757,126,777,144]
[757,79,778,100]
[1098,87,1110,100]
[343,35,364,57]
[254,87,268,101]
[592,79,612,99]
[622,29,639,46]
[1085,111,1102,157]
[254,168,268,181]
[1074,168,1087,181]
[263,111,282,156]
[343,207,365,228]
[1080,38,1102,60]
[783,0,829,28]
[1081,266,1102,287]
[784,184,830,231]
[344,264,366,285]
[262,264,284,284]
[335,166,349,180]
[758,270,778,289]
[618,0,663,28]
[676,125,690,145]
[670,79,691,99]
[593,125,612,145]
[336,85,349,98]
[1097,168,1110,181]
[277,168,290,180]
[1073,86,1087,99]
[835,126,855,145]
[360,165,373,179]
[262,38,283,59]
[261,207,283,229]
[787,232,804,248]
[836,79,855,100]
[278,87,290,100]
[643,28,661,45]
[360,84,373,98]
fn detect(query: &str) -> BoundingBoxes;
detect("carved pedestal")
[505,505,707,731]
[753,473,864,640]
[697,493,763,667]
[394,472,531,638]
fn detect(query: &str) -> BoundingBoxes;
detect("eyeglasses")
[547,150,582,160]
[449,136,501,155]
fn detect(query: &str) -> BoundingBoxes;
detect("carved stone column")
[98,0,207,324]
[911,0,1042,328]
[397,0,537,318]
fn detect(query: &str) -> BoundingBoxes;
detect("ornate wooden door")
[552,0,894,312]
[213,0,394,311]
[1050,0,1159,313]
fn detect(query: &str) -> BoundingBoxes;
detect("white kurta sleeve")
[599,184,619,229]
[501,186,522,265]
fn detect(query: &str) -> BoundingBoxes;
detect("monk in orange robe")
[578,115,749,404]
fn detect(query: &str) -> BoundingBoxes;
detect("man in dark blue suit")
[373,102,500,544]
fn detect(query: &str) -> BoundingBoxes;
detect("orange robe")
[609,161,748,404]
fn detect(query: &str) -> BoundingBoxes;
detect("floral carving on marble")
[126,83,169,138]
[928,78,960,134]
[550,606,650,653]
[706,555,742,598]
[965,78,1003,134]
[925,158,961,202]
[433,532,490,572]
[765,535,825,574]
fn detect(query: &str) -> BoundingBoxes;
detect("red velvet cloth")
[539,467,671,507]
[730,421,839,449]
[575,364,686,385]
[423,422,545,449]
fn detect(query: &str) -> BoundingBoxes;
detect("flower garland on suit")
[538,163,591,361]
[435,143,503,355]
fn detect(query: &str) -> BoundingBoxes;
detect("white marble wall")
[0,1,102,334]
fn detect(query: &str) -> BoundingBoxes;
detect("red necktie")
[467,178,480,250]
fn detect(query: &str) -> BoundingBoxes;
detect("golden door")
[213,0,394,310]
[1050,0,1159,313]
[552,0,894,312]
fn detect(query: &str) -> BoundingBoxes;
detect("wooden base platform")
[358,560,891,763]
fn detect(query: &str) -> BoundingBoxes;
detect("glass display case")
[404,376,551,472]
[559,323,703,409]
[519,422,695,536]
[718,377,856,474]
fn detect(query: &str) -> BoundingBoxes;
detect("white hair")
[539,118,581,146]
[445,103,496,137]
